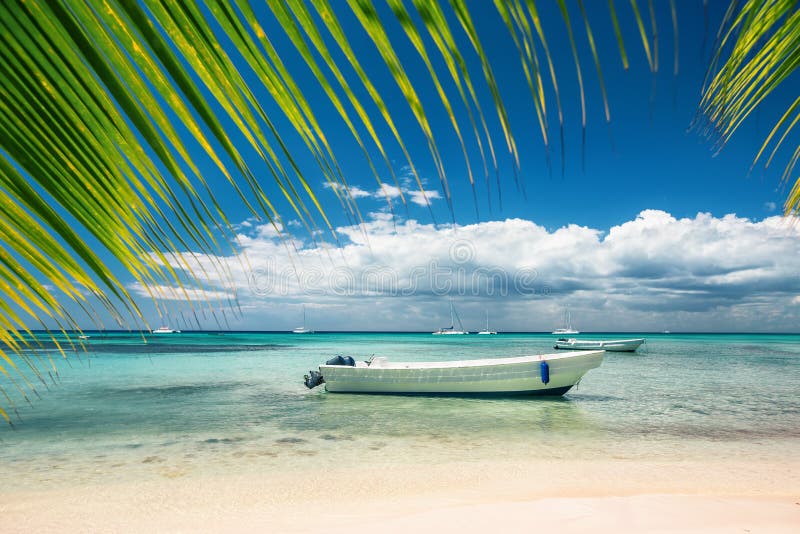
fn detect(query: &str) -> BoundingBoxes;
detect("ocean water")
[1,332,798,490]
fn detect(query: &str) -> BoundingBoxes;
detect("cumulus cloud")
[138,210,800,332]
[323,182,372,199]
[129,282,235,302]
[325,181,441,207]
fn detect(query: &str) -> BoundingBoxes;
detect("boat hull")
[554,338,644,352]
[320,350,603,395]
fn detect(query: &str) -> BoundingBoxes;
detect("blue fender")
[540,360,550,384]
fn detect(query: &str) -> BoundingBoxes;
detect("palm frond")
[699,0,800,214]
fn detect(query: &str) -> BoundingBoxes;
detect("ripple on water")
[200,436,245,445]
[275,437,308,445]
[17,342,290,355]
[319,434,354,441]
[97,382,250,400]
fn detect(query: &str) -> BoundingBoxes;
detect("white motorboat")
[293,306,314,334]
[554,338,644,352]
[433,301,468,335]
[552,310,579,335]
[303,350,603,396]
[477,311,497,335]
[152,326,180,334]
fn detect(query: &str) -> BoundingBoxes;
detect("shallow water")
[1,332,798,490]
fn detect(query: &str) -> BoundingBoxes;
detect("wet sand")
[2,457,797,532]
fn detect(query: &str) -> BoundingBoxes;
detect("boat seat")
[368,357,388,368]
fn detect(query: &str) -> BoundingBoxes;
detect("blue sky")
[217,0,790,231]
[51,2,800,332]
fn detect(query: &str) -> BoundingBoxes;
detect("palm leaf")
[308,0,439,219]
[557,0,587,170]
[413,0,496,208]
[608,0,630,69]
[493,0,550,178]
[699,0,800,214]
[386,0,481,215]
[256,0,401,218]
[523,0,567,178]
[451,0,520,177]
[345,0,455,217]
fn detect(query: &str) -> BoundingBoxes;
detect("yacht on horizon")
[293,305,314,334]
[152,326,180,334]
[433,300,469,335]
[552,310,579,335]
[477,310,497,335]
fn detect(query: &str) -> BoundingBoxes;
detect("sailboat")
[552,310,579,335]
[477,311,497,335]
[292,305,314,334]
[433,301,469,335]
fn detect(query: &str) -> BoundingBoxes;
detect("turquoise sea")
[1,332,798,490]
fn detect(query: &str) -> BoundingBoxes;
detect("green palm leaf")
[699,0,800,214]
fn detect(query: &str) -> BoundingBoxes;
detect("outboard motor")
[304,355,357,389]
[304,370,324,389]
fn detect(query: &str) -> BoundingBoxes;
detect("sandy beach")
[2,457,797,532]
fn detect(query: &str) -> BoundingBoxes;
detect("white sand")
[2,458,798,532]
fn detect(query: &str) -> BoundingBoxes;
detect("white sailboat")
[292,305,314,334]
[552,310,579,335]
[433,301,468,335]
[477,311,497,335]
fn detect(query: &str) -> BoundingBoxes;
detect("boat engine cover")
[325,355,355,366]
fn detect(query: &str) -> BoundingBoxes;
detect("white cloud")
[764,201,777,212]
[407,188,441,206]
[326,181,441,207]
[129,282,235,302]
[137,210,800,332]
[323,182,371,199]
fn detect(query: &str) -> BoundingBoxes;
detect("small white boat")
[554,338,644,352]
[151,326,180,334]
[477,311,497,335]
[304,350,603,396]
[293,306,314,334]
[433,301,468,335]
